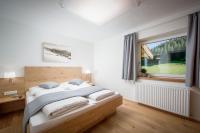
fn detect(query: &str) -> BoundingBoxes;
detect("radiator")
[136,81,190,117]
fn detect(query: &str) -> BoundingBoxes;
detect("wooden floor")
[0,100,200,133]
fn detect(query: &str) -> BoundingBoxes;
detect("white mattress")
[26,92,120,133]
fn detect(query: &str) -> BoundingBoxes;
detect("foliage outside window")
[141,36,186,77]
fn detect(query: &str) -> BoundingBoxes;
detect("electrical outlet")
[4,90,18,96]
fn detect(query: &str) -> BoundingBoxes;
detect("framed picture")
[43,42,71,63]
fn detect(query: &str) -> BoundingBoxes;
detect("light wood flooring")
[0,99,200,133]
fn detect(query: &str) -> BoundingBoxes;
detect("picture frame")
[42,42,71,63]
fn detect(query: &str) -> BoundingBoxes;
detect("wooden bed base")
[28,96,122,133]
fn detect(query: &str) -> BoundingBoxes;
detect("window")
[141,36,186,78]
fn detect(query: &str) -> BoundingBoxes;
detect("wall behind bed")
[0,17,94,77]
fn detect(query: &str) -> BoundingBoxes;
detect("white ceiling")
[63,0,138,25]
[0,0,200,43]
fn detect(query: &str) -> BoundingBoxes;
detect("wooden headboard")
[24,66,82,89]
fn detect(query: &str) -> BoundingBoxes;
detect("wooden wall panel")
[0,77,25,97]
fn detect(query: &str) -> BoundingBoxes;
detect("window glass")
[141,36,186,76]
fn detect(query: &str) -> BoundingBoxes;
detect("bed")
[24,67,122,133]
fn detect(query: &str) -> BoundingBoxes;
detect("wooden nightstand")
[0,95,25,114]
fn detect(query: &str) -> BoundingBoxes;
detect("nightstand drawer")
[0,97,25,114]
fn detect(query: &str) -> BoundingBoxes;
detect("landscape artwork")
[43,42,71,63]
[141,36,186,76]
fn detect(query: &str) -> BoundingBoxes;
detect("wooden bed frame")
[24,66,82,89]
[24,66,123,133]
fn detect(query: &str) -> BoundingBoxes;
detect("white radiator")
[136,81,190,117]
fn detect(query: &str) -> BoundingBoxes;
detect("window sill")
[137,76,185,83]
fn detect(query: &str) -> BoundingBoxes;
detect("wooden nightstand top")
[0,95,25,104]
[0,95,25,114]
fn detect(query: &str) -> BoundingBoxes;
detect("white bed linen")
[42,97,89,119]
[60,81,92,90]
[26,91,34,104]
[88,90,115,101]
[28,82,92,98]
[27,93,120,133]
[29,86,68,97]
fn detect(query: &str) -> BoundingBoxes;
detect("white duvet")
[60,81,91,90]
[42,96,89,119]
[29,86,66,97]
[29,82,92,98]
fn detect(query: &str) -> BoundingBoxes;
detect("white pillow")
[60,81,91,90]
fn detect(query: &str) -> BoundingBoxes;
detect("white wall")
[94,16,188,101]
[94,34,137,100]
[138,16,188,40]
[0,17,94,77]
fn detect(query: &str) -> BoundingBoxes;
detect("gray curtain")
[122,33,137,81]
[186,11,200,88]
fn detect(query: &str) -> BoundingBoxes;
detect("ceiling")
[63,0,139,25]
[0,0,200,43]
